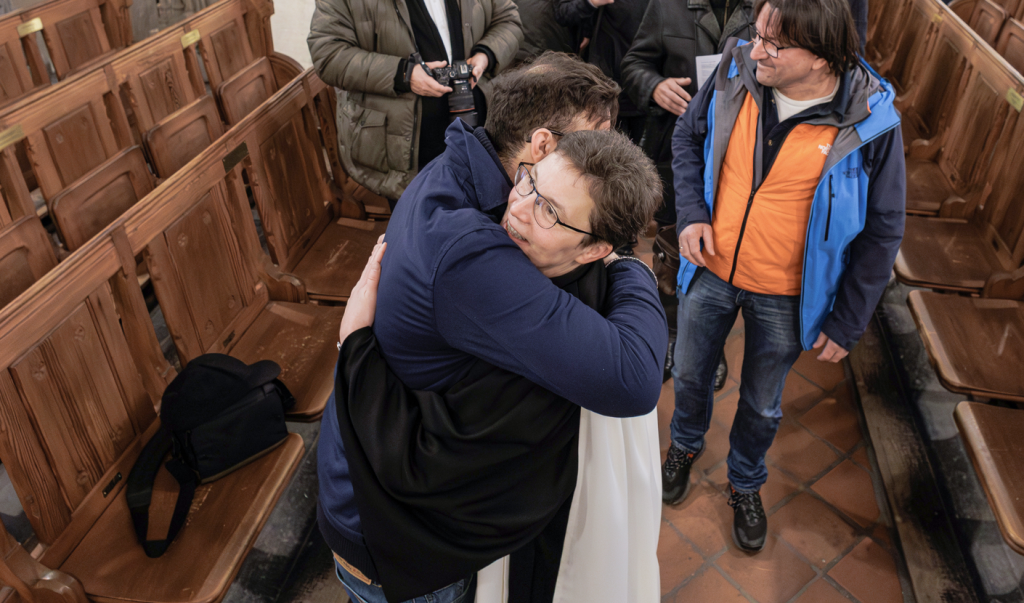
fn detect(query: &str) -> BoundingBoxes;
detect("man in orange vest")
[663,0,905,551]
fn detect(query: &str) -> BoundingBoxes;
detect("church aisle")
[653,318,909,603]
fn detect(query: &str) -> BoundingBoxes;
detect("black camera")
[412,53,479,127]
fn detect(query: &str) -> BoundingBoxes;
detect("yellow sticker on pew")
[1008,89,1024,112]
[931,13,943,23]
[17,18,42,38]
[181,29,201,48]
[0,124,25,152]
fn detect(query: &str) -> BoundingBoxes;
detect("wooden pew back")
[144,94,224,177]
[887,0,943,91]
[20,0,116,80]
[971,0,1010,44]
[0,68,133,205]
[222,70,333,271]
[997,18,1024,73]
[900,18,971,143]
[50,145,154,250]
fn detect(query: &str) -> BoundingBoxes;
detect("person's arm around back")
[434,230,667,419]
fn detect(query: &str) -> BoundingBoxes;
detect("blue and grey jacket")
[671,39,906,350]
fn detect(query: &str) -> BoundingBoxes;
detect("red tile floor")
[655,314,908,602]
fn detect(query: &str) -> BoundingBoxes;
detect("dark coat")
[513,0,577,62]
[554,0,650,116]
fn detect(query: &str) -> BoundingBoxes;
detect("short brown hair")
[554,130,661,250]
[754,0,860,75]
[486,52,620,160]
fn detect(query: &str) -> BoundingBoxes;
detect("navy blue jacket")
[671,41,905,351]
[319,120,667,574]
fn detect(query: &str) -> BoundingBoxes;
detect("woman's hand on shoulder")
[339,234,387,346]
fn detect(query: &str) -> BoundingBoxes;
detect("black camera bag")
[126,353,295,557]
[652,225,681,297]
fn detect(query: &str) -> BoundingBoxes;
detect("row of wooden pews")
[0,66,365,603]
[0,0,390,598]
[867,0,1024,565]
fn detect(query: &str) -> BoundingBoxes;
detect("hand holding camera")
[411,60,453,97]
[409,52,480,127]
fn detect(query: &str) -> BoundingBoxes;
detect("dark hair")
[753,0,860,75]
[553,130,662,250]
[486,52,620,162]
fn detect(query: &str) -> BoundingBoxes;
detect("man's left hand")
[467,52,489,88]
[813,332,848,363]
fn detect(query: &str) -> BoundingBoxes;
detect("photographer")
[309,0,522,207]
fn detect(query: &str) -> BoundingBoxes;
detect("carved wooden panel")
[137,56,188,124]
[42,103,109,188]
[970,0,1009,44]
[0,282,148,544]
[144,95,224,177]
[217,56,275,125]
[940,66,1011,193]
[255,113,324,261]
[23,0,113,80]
[155,189,251,352]
[189,0,254,89]
[50,146,154,251]
[0,216,58,308]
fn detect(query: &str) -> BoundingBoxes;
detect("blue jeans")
[670,270,804,492]
[335,559,474,603]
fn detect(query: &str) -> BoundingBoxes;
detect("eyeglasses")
[513,162,597,237]
[748,24,792,58]
[523,127,566,143]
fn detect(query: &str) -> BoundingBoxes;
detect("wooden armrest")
[0,519,88,603]
[982,266,1024,300]
[329,180,367,220]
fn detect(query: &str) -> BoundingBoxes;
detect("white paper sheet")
[696,53,723,89]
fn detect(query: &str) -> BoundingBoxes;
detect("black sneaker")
[714,353,729,392]
[662,444,703,505]
[728,487,767,551]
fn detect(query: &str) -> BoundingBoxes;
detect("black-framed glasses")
[524,127,566,143]
[513,162,597,237]
[748,23,792,58]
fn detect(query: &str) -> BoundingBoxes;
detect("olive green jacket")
[308,0,522,199]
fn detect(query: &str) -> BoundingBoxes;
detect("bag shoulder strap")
[125,427,197,558]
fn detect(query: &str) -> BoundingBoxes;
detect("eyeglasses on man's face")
[748,23,792,58]
[513,162,596,238]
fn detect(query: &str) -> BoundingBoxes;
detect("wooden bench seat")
[954,401,1024,555]
[0,224,304,603]
[908,290,1024,401]
[223,69,386,303]
[0,215,57,308]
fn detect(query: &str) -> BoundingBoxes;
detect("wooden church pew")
[895,101,1024,292]
[970,0,1010,44]
[903,46,1020,215]
[222,68,387,303]
[18,0,131,80]
[0,215,304,603]
[128,129,344,421]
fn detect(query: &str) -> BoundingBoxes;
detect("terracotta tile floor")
[654,317,907,602]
